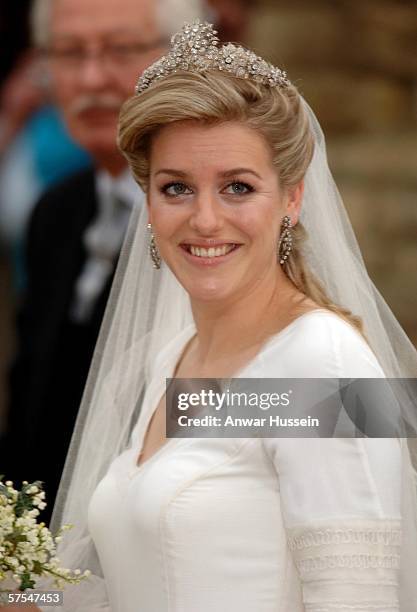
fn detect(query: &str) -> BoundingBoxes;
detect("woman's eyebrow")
[153,168,262,179]
[219,168,262,179]
[154,169,188,177]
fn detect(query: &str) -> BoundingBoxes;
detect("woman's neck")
[190,270,309,368]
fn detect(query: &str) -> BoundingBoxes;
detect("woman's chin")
[183,279,236,304]
[168,262,249,304]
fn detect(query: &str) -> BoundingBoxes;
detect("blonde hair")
[119,70,364,335]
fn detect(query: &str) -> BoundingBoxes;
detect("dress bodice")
[87,311,402,611]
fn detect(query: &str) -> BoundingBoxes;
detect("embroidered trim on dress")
[305,605,399,612]
[297,553,400,573]
[288,528,401,550]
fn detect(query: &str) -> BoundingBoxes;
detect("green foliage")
[15,481,44,518]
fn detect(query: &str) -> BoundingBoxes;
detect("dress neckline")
[133,329,197,472]
[131,307,337,473]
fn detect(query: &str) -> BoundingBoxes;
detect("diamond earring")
[147,223,161,269]
[278,215,292,265]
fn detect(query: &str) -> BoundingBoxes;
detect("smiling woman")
[119,69,365,333]
[145,120,305,303]
[46,20,417,612]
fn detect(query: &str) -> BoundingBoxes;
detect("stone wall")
[245,0,417,344]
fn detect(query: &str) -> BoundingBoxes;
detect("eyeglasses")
[44,39,167,69]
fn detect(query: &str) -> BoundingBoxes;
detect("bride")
[32,20,417,612]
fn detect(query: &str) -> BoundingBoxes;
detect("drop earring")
[147,223,161,269]
[277,215,292,265]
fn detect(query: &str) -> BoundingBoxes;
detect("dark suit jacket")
[1,168,115,524]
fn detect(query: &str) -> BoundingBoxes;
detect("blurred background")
[0,0,416,432]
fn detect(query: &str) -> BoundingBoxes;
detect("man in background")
[1,0,206,523]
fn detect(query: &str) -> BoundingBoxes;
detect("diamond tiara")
[135,20,290,94]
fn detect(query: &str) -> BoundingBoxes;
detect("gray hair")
[31,0,211,48]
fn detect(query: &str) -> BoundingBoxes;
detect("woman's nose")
[189,195,224,235]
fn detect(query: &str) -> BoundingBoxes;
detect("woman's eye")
[224,182,254,195]
[162,182,192,196]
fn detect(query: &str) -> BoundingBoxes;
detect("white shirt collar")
[95,168,143,209]
[70,169,144,323]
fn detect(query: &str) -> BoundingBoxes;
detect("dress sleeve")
[263,437,402,611]
[261,315,402,611]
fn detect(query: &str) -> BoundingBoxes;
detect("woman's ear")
[285,180,304,225]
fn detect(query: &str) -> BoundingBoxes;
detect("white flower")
[0,481,90,591]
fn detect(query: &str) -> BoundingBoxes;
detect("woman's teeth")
[189,245,235,258]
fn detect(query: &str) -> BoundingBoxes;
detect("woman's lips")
[179,243,242,265]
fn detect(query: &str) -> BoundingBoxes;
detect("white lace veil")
[42,26,417,612]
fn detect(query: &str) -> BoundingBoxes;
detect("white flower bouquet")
[0,477,90,593]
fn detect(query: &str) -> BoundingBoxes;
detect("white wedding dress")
[87,310,403,611]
